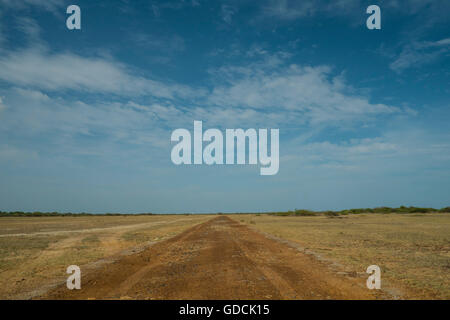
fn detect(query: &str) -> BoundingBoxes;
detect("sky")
[0,0,449,213]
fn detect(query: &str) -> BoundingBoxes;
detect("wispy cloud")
[0,0,64,13]
[208,54,399,125]
[0,43,406,169]
[15,16,42,44]
[0,87,174,152]
[258,0,450,31]
[0,48,204,99]
[149,0,202,17]
[132,33,185,53]
[221,4,237,24]
[281,128,450,180]
[0,96,6,111]
[259,0,361,21]
[0,144,38,163]
[390,38,450,73]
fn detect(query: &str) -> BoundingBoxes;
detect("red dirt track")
[42,216,377,300]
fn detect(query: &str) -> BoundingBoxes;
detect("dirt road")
[41,216,378,299]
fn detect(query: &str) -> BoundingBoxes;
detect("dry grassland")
[0,214,212,299]
[236,213,449,299]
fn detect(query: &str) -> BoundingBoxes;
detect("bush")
[270,211,293,216]
[408,207,434,213]
[324,211,339,217]
[294,209,317,216]
[373,207,394,214]
[392,207,435,214]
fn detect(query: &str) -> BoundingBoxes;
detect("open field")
[42,216,380,300]
[236,213,450,299]
[0,213,448,299]
[0,214,212,299]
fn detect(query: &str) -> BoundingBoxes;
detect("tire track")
[41,216,379,300]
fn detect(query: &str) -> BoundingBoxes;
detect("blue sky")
[0,0,449,213]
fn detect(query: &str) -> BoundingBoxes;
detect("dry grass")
[235,213,450,299]
[1,213,448,300]
[0,214,212,299]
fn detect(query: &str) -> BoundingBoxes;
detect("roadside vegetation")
[267,206,450,217]
[1,206,448,218]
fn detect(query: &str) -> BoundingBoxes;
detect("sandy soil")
[0,215,211,299]
[41,216,382,300]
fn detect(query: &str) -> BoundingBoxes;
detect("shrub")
[408,207,434,213]
[373,207,393,214]
[294,209,317,216]
[271,211,293,216]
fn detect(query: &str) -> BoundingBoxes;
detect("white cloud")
[208,59,398,125]
[0,24,5,46]
[261,0,317,20]
[280,128,450,179]
[260,0,361,20]
[0,144,38,162]
[0,41,410,171]
[151,4,161,17]
[257,0,450,39]
[149,0,202,17]
[132,33,185,53]
[221,4,237,24]
[0,96,6,111]
[15,16,41,43]
[1,86,290,153]
[390,38,450,73]
[0,0,63,12]
[0,43,400,129]
[0,48,204,99]
[432,38,450,47]
[0,88,175,154]
[260,0,450,21]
